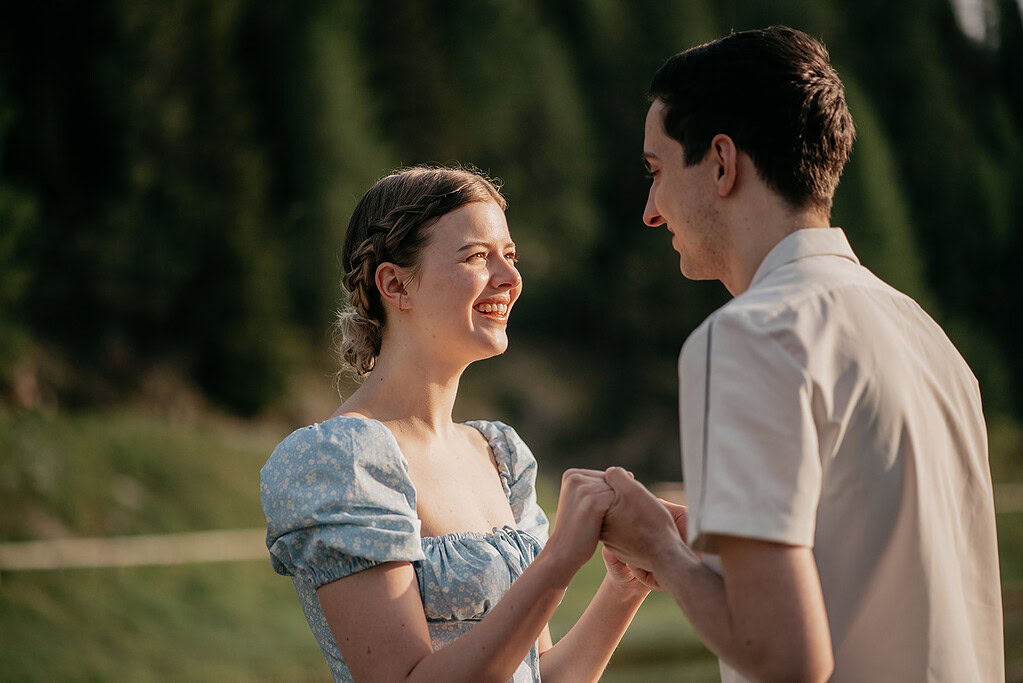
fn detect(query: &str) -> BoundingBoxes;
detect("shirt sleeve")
[481,421,550,545]
[680,310,822,554]
[259,417,425,587]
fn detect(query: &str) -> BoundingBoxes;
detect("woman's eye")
[505,253,519,263]
[468,252,487,262]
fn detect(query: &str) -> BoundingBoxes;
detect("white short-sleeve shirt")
[679,228,1003,682]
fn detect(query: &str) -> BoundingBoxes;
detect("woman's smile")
[473,298,511,322]
[400,200,522,361]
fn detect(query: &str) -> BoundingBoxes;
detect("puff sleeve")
[470,420,550,544]
[260,417,425,587]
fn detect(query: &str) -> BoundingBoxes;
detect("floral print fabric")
[261,416,549,682]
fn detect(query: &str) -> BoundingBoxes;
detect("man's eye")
[505,253,519,263]
[468,252,487,261]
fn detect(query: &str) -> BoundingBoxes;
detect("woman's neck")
[339,339,466,439]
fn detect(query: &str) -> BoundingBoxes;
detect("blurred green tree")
[0,0,1020,468]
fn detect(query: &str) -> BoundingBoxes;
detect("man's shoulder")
[680,263,888,374]
[680,288,805,359]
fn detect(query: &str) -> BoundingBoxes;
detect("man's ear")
[375,262,411,311]
[710,133,738,197]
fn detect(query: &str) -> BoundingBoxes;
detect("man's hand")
[618,497,688,591]
[661,498,688,545]
[601,467,689,577]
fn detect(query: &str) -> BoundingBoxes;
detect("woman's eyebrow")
[456,242,491,253]
[457,240,516,252]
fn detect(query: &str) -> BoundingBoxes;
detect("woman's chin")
[475,334,509,359]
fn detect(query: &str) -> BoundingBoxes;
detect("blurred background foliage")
[1,0,1022,478]
[1,0,1023,679]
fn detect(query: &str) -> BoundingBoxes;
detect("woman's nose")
[492,257,522,289]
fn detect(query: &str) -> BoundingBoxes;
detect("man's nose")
[643,187,664,227]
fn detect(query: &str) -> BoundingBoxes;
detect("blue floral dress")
[260,416,550,683]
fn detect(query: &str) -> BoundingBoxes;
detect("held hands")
[603,498,688,591]
[600,467,691,590]
[546,466,691,595]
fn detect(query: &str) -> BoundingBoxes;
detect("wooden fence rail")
[1,483,1022,572]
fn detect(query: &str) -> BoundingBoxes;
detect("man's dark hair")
[649,25,855,215]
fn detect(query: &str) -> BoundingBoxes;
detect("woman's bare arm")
[319,554,572,683]
[318,469,614,683]
[537,570,647,682]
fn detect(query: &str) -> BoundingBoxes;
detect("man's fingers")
[562,467,612,484]
[605,466,642,491]
[659,499,688,521]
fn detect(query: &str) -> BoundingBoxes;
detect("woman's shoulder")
[260,415,411,504]
[464,420,539,487]
[260,415,424,582]
[463,419,528,449]
[265,415,398,469]
[465,420,548,543]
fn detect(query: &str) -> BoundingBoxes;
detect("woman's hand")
[601,545,653,597]
[543,468,616,583]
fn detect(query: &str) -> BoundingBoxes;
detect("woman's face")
[404,200,521,363]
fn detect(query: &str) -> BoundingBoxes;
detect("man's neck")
[721,203,830,296]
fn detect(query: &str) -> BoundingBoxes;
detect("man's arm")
[602,468,833,682]
[652,534,833,682]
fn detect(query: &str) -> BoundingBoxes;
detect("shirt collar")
[748,227,859,289]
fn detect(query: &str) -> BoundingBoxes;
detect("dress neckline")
[319,414,517,540]
[419,524,538,545]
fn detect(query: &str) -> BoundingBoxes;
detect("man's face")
[642,99,722,279]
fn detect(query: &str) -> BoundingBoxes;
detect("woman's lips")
[473,301,509,321]
[473,302,508,314]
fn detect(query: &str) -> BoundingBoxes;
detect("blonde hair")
[335,165,506,376]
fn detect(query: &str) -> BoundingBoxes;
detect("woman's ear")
[710,133,738,197]
[375,262,411,311]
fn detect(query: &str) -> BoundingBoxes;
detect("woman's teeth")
[474,302,508,315]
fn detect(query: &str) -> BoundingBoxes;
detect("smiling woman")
[335,167,510,376]
[388,199,521,369]
[260,165,653,683]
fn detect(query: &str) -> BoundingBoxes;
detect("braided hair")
[335,166,506,376]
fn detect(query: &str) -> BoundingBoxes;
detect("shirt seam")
[697,316,714,544]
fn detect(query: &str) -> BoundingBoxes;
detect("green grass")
[0,409,279,540]
[1,408,1021,681]
[0,564,329,682]
[0,408,327,682]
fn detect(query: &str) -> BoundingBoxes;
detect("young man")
[600,26,1004,682]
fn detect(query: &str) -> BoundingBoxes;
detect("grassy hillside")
[1,408,1020,681]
